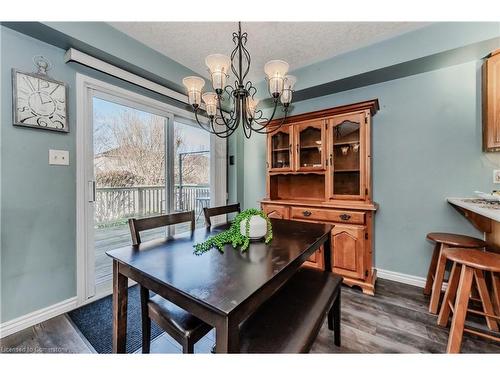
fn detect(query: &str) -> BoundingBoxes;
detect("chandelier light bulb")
[264,60,289,97]
[182,76,205,107]
[205,54,231,91]
[280,75,297,105]
[202,92,218,117]
[247,97,259,119]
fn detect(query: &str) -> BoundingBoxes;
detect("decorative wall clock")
[12,56,68,133]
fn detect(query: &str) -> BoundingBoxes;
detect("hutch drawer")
[261,203,290,219]
[290,206,365,225]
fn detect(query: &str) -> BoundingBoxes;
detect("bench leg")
[331,292,341,347]
[182,339,194,354]
[328,305,334,331]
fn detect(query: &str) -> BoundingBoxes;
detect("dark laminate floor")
[2,278,500,353]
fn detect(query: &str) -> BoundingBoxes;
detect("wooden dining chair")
[128,211,212,353]
[203,203,241,228]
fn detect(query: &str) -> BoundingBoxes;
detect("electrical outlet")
[494,170,500,183]
[49,149,69,166]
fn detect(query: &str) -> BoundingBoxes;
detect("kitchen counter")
[447,197,500,252]
[447,197,500,223]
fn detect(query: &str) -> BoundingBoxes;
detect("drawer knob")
[339,213,351,221]
[302,210,312,217]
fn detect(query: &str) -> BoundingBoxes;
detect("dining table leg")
[215,316,240,353]
[323,235,332,271]
[112,260,128,353]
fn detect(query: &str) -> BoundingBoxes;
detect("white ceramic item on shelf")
[240,215,267,239]
[474,191,500,202]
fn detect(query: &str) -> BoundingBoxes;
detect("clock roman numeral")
[49,84,60,95]
[22,75,36,91]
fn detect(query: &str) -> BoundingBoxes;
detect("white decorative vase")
[240,215,267,240]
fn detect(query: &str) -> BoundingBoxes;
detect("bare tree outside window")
[91,97,211,287]
[93,101,210,225]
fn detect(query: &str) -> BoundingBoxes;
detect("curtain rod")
[64,48,206,110]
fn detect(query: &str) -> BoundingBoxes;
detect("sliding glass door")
[92,96,169,290]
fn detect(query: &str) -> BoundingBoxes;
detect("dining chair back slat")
[128,211,195,245]
[203,203,241,227]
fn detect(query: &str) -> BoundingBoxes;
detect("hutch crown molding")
[261,99,379,295]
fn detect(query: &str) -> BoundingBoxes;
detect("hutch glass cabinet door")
[295,120,326,171]
[329,113,366,199]
[268,125,293,171]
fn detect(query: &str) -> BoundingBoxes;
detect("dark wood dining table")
[106,218,333,353]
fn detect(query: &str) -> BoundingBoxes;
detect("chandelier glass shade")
[182,22,296,138]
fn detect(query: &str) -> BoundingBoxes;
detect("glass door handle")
[88,180,96,203]
[329,154,333,165]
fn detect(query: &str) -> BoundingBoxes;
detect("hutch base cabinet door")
[262,100,379,295]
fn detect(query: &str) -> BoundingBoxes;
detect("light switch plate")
[49,149,69,166]
[494,170,500,183]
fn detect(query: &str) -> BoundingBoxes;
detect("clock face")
[13,70,68,132]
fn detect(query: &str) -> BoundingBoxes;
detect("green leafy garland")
[194,208,273,255]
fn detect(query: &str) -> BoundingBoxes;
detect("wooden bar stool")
[437,248,500,353]
[425,233,487,314]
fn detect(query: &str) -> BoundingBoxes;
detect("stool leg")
[424,242,441,296]
[474,269,499,332]
[437,262,461,327]
[429,244,447,314]
[491,272,500,317]
[447,266,473,354]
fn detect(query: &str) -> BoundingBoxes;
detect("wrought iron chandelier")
[182,22,296,138]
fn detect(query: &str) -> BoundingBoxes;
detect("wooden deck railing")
[95,184,210,224]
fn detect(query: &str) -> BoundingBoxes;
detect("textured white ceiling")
[109,22,429,84]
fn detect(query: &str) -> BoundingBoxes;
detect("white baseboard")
[0,278,134,339]
[376,268,427,288]
[0,297,78,339]
[377,268,448,291]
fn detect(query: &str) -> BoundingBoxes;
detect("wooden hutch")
[261,99,379,295]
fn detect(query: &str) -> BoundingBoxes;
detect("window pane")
[174,121,210,231]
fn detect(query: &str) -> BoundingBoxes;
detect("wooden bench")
[239,267,342,353]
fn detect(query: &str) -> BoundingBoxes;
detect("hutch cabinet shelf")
[262,99,379,295]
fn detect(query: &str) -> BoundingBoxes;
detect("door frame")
[75,73,225,306]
